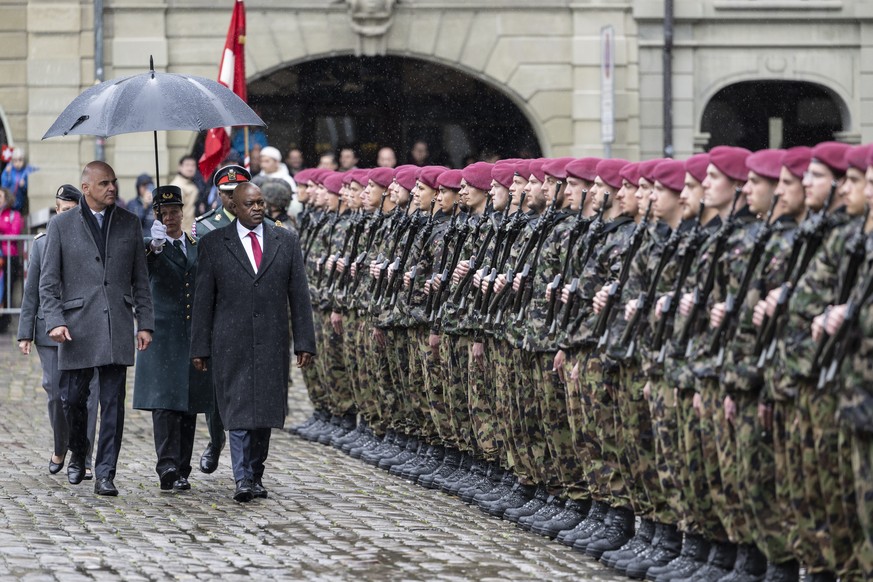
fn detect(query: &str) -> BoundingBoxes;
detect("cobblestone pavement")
[0,328,625,581]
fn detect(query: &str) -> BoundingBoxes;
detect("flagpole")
[244,126,250,169]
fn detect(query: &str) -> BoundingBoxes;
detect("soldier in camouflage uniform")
[761,142,862,581]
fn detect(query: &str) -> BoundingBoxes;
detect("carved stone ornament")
[345,0,397,57]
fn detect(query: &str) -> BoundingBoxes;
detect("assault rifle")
[594,200,653,349]
[315,206,342,286]
[619,223,683,359]
[476,192,528,318]
[709,194,781,368]
[452,196,506,311]
[325,210,360,293]
[348,192,389,294]
[652,201,706,365]
[755,181,839,369]
[677,187,743,358]
[423,201,461,320]
[388,198,438,309]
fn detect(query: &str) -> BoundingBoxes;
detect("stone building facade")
[2,0,872,213]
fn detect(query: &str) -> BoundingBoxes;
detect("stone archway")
[700,80,847,151]
[245,55,544,168]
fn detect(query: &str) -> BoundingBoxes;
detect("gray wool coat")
[16,234,54,347]
[39,200,154,370]
[189,220,316,430]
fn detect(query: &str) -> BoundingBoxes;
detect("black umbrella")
[43,57,265,188]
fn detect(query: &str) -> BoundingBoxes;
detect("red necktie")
[248,231,262,270]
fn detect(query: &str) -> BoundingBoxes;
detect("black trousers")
[152,409,197,478]
[60,364,127,480]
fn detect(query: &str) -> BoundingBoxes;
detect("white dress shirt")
[237,220,264,273]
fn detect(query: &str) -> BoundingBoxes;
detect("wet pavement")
[0,328,625,581]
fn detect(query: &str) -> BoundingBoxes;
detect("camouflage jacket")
[839,235,873,433]
[521,210,577,352]
[721,216,798,394]
[771,208,856,399]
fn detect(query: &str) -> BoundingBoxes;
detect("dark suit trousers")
[36,346,100,467]
[152,410,197,479]
[228,428,271,483]
[205,399,226,450]
[60,364,127,480]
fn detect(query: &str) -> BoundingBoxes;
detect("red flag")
[199,0,247,179]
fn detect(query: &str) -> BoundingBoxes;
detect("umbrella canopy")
[43,68,264,139]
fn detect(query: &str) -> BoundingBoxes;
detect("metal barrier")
[1,234,37,315]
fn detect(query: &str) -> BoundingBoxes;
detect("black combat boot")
[676,541,737,581]
[444,458,486,496]
[564,500,610,549]
[436,452,473,491]
[601,518,656,569]
[530,498,589,538]
[458,461,502,502]
[378,436,419,470]
[500,484,549,522]
[517,495,564,531]
[761,559,799,582]
[390,442,429,476]
[648,533,710,581]
[418,447,460,489]
[405,445,445,481]
[625,523,682,579]
[480,481,536,517]
[585,506,635,559]
[472,471,516,506]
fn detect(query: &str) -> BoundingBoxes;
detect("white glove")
[150,220,168,251]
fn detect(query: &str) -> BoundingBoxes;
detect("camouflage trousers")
[357,319,390,434]
[697,377,747,543]
[788,385,861,577]
[580,354,628,507]
[315,310,352,416]
[732,391,795,564]
[678,389,729,542]
[438,334,476,454]
[771,400,803,564]
[648,377,684,527]
[491,338,532,482]
[305,310,332,412]
[514,349,551,487]
[533,351,586,499]
[387,327,421,435]
[341,312,365,418]
[562,350,594,481]
[395,326,437,441]
[420,329,454,446]
[467,338,501,463]
[618,362,656,519]
[851,429,873,579]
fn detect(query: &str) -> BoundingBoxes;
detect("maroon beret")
[638,158,666,183]
[438,169,464,190]
[684,153,710,183]
[746,149,783,181]
[309,169,330,185]
[811,141,851,174]
[514,160,532,181]
[348,169,370,187]
[368,167,395,189]
[394,165,418,191]
[528,159,547,182]
[653,160,686,193]
[845,144,872,171]
[709,146,752,181]
[542,157,575,180]
[418,166,449,189]
[294,168,313,185]
[491,161,516,189]
[462,162,494,191]
[619,162,641,187]
[566,158,601,182]
[781,146,813,179]
[595,159,629,190]
[324,172,345,195]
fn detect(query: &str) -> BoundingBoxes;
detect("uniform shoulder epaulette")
[185,232,197,244]
[274,220,283,229]
[34,232,47,240]
[195,208,216,222]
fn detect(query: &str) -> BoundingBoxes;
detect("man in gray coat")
[17,184,98,478]
[191,182,316,502]
[39,161,154,496]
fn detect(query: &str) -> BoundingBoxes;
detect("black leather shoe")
[173,476,191,491]
[234,479,254,502]
[49,455,65,474]
[94,477,118,496]
[252,479,268,499]
[159,468,179,491]
[67,454,85,485]
[199,442,221,474]
[84,469,93,481]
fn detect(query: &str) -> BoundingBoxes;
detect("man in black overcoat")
[191,182,316,502]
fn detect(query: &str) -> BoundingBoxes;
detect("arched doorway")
[246,56,542,168]
[701,80,846,151]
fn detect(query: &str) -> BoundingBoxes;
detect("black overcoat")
[133,235,212,413]
[189,220,316,430]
